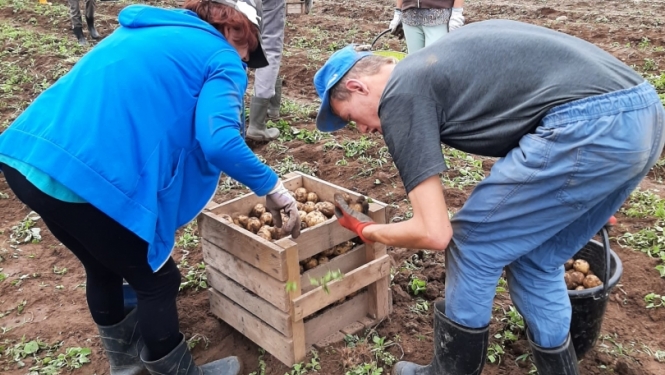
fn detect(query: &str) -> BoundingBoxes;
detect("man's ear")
[344,79,368,95]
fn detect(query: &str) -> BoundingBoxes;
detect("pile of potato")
[564,258,603,290]
[219,187,368,243]
[298,240,355,274]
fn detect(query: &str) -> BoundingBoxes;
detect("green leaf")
[23,341,39,354]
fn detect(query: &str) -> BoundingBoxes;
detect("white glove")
[265,180,301,238]
[448,7,465,32]
[389,9,402,33]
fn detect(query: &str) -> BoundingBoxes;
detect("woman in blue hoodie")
[0,0,298,374]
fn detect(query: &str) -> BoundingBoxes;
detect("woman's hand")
[265,180,301,239]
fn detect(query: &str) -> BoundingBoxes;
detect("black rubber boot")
[392,301,489,375]
[267,77,282,119]
[86,17,100,39]
[97,308,147,375]
[73,26,87,46]
[246,96,280,141]
[141,334,241,375]
[528,331,580,375]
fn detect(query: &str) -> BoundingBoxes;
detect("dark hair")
[184,0,259,52]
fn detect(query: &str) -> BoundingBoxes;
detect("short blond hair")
[329,55,396,102]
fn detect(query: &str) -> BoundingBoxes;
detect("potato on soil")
[246,217,262,233]
[306,192,319,203]
[315,201,336,218]
[583,274,602,289]
[318,255,329,264]
[259,212,273,226]
[573,259,590,275]
[302,201,317,213]
[569,271,585,286]
[294,187,308,203]
[564,259,574,271]
[250,203,266,218]
[305,211,326,227]
[304,258,318,270]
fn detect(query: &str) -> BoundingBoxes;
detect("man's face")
[330,94,382,134]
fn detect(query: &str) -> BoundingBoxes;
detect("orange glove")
[333,193,375,243]
[607,215,617,227]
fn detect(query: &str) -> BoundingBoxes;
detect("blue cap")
[314,45,372,132]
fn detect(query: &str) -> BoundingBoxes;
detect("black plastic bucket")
[568,227,623,358]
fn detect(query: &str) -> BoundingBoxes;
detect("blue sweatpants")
[445,81,665,348]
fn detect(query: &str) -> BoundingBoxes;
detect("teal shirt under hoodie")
[0,5,278,271]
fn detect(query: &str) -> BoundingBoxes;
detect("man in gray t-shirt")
[314,20,665,375]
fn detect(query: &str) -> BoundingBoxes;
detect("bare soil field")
[1,0,664,374]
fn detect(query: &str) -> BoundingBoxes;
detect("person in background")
[246,0,286,141]
[389,0,464,54]
[0,0,300,374]
[68,0,99,46]
[315,20,664,375]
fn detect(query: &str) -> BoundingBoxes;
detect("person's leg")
[67,0,87,45]
[447,83,665,334]
[247,0,285,141]
[1,163,181,360]
[402,24,425,54]
[84,0,99,40]
[422,23,449,48]
[253,0,285,100]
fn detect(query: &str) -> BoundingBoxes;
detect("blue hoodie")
[0,5,278,271]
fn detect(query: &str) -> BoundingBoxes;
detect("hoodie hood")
[119,5,222,38]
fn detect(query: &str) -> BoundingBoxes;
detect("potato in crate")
[198,172,392,366]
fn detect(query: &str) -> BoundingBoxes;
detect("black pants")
[1,164,181,360]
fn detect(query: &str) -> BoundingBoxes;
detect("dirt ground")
[1,0,665,374]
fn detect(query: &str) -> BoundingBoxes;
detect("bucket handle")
[370,29,392,50]
[599,226,612,295]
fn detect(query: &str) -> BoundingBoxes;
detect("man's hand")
[389,9,403,36]
[333,193,375,243]
[266,180,301,239]
[448,8,464,31]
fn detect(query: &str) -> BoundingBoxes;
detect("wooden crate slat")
[209,289,296,366]
[294,222,357,261]
[301,243,366,293]
[199,212,288,281]
[283,238,307,363]
[202,239,289,311]
[208,173,302,216]
[366,206,391,320]
[292,254,391,321]
[299,172,388,207]
[304,290,369,349]
[206,266,292,336]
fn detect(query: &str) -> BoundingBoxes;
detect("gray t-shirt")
[379,19,644,193]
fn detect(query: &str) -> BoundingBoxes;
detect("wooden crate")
[286,1,306,14]
[199,172,391,366]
